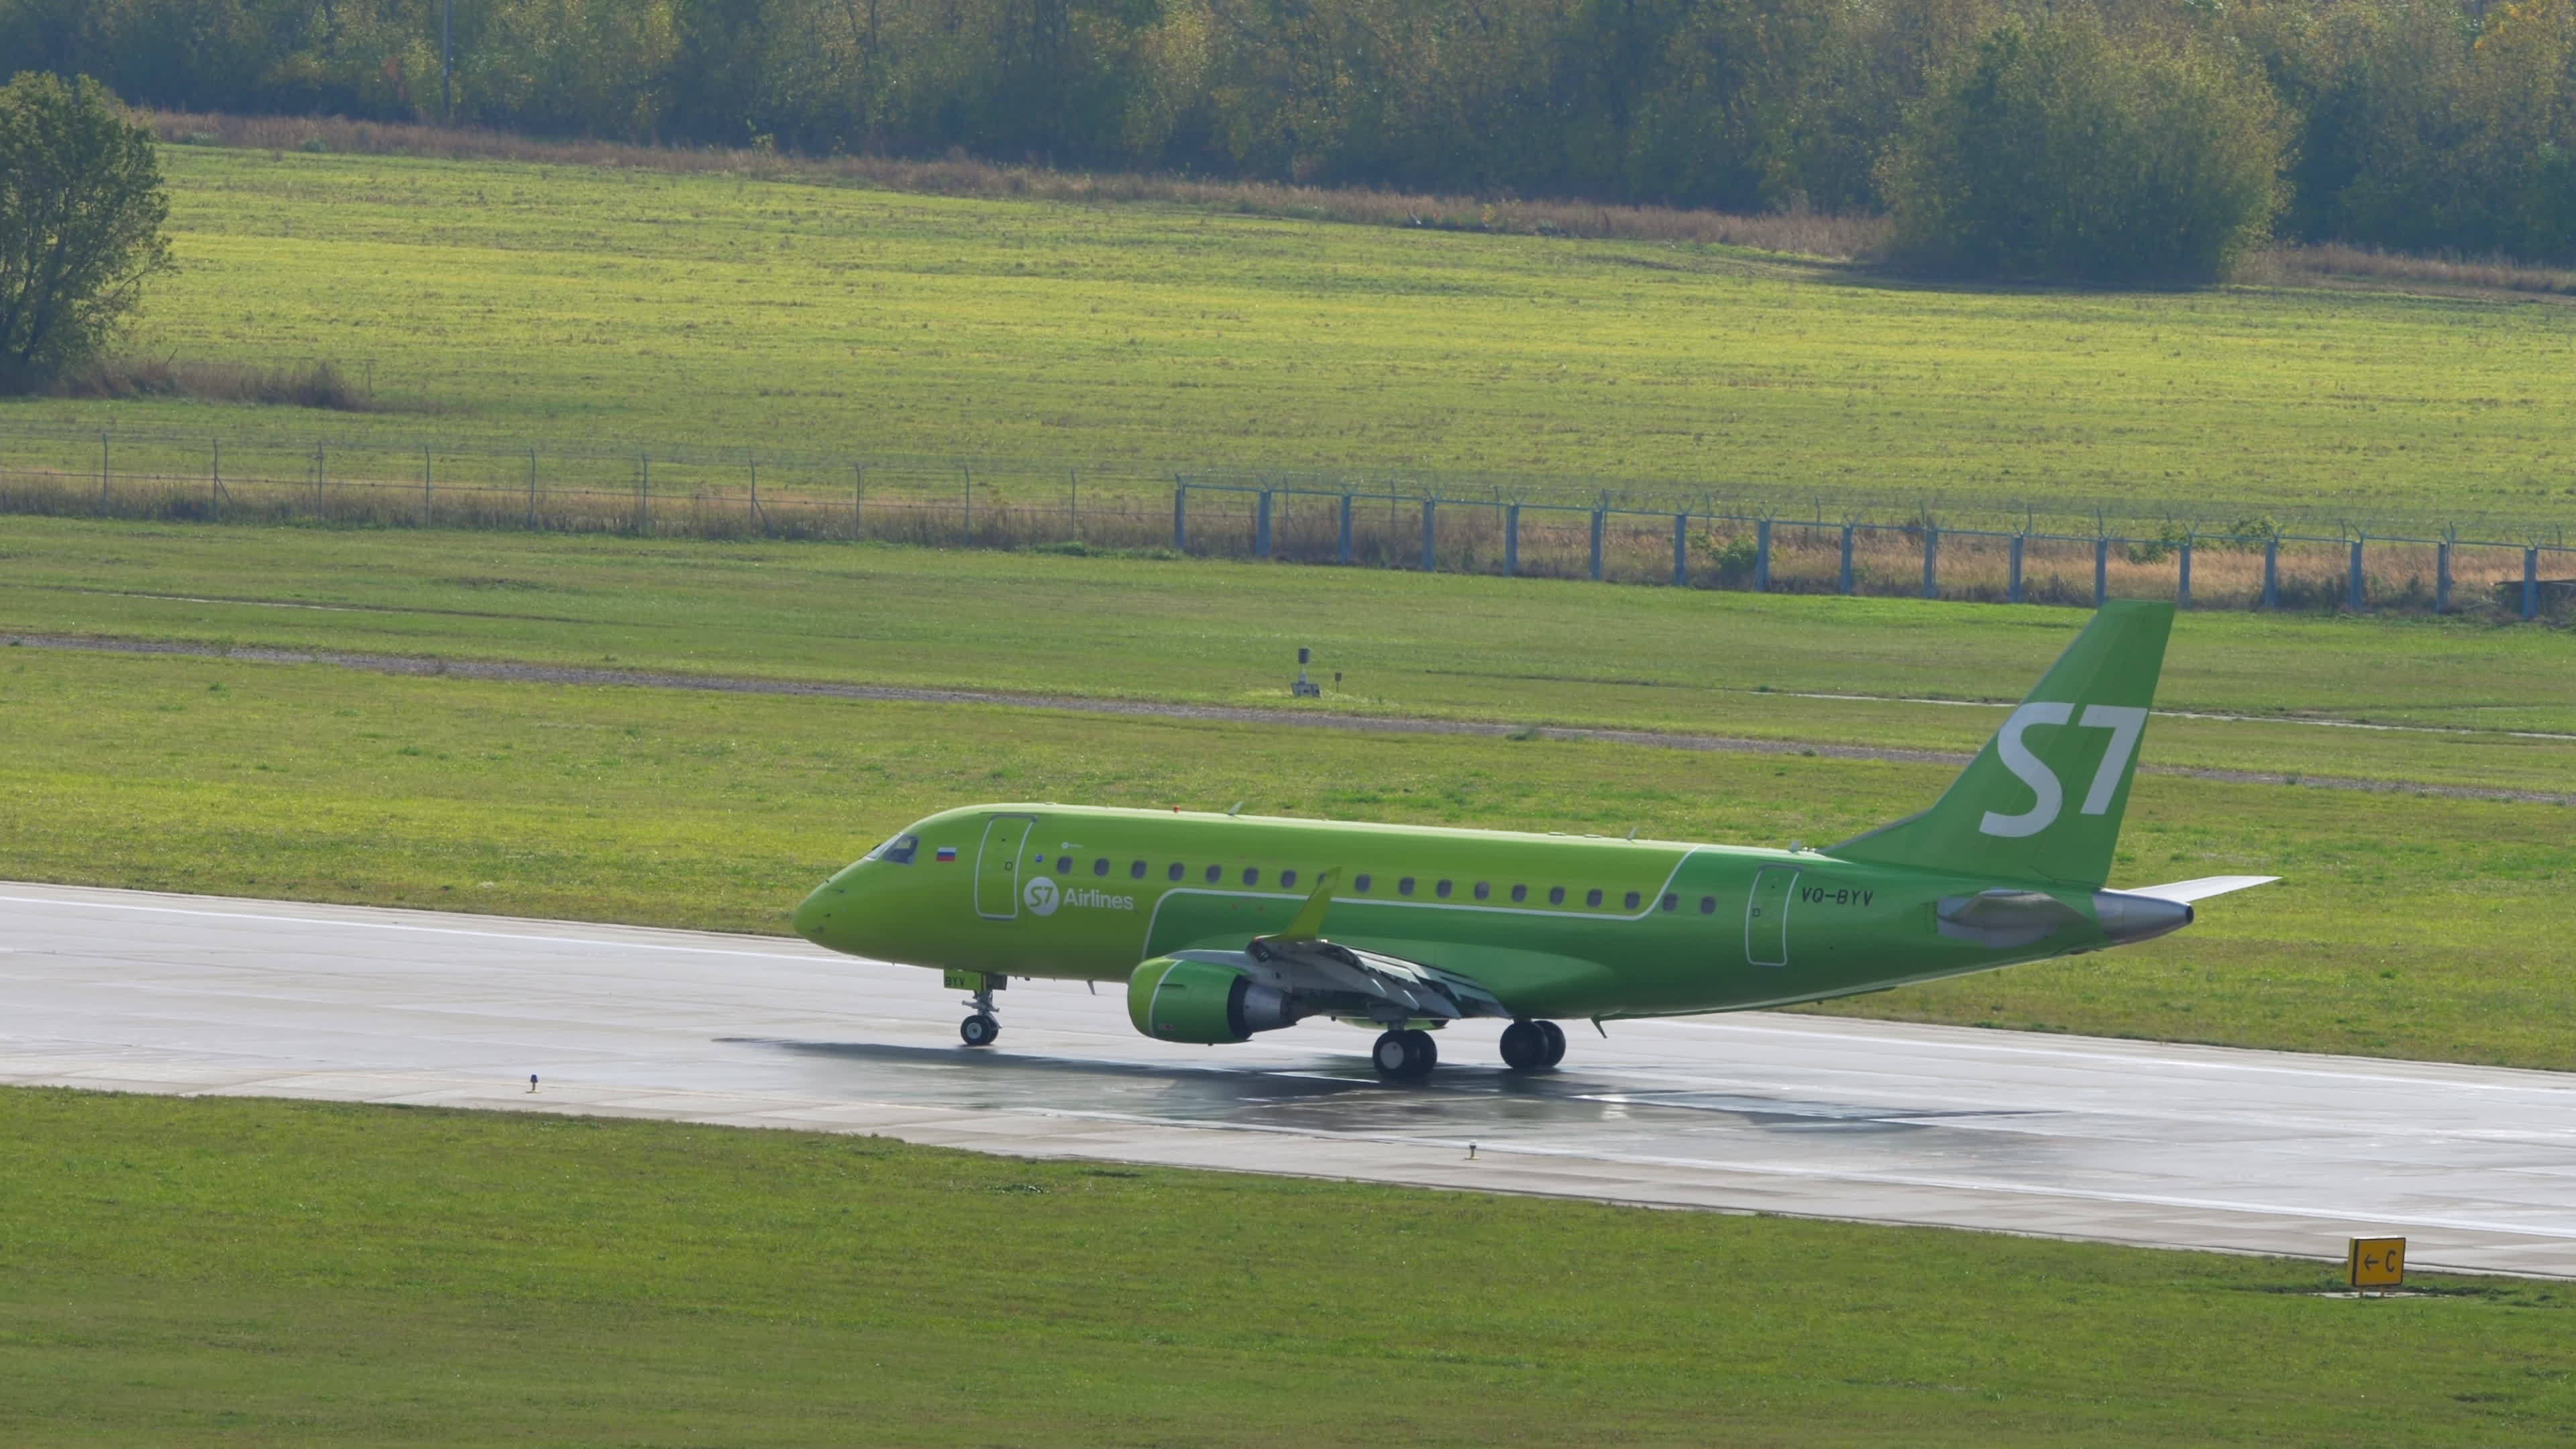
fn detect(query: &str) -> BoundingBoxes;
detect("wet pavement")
[7,880,2573,1277]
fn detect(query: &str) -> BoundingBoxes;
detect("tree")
[1879,12,2287,284]
[0,72,172,392]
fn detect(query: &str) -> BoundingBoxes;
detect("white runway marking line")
[0,892,837,964]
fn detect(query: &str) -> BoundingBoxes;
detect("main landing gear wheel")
[1502,1019,1568,1071]
[1372,1028,1437,1080]
[960,1012,1000,1048]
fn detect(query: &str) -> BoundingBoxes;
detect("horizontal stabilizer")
[2116,875,2279,904]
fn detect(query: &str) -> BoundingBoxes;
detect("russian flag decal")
[934,846,959,863]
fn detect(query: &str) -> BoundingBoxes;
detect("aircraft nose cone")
[792,883,839,945]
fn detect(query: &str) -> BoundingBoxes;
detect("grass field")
[6,146,2576,526]
[7,517,2575,789]
[5,633,2570,1069]
[3,1088,2571,1446]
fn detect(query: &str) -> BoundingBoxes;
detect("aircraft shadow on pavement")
[720,1037,1993,1134]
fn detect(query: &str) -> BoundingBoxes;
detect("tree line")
[5,0,2571,268]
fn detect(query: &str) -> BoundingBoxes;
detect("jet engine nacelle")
[1128,955,1301,1044]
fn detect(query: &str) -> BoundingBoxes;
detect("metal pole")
[640,453,651,534]
[1257,489,1273,558]
[2347,537,2366,612]
[1839,525,1854,595]
[855,464,865,538]
[1754,517,1771,593]
[1172,480,1187,551]
[1340,494,1354,565]
[2525,547,2540,621]
[749,456,761,529]
[1589,508,1604,582]
[2093,537,2108,608]
[2178,539,2192,609]
[1502,503,1517,576]
[1923,525,1940,600]
[1421,498,1437,573]
[961,464,971,535]
[211,437,221,517]
[423,443,432,525]
[2008,533,2025,604]
[2435,540,2451,614]
[1672,513,1688,587]
[2263,537,2279,609]
[527,447,537,529]
[1069,468,1078,538]
[99,431,109,505]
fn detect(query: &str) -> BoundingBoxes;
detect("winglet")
[1275,868,1341,942]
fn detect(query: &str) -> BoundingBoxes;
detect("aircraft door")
[1745,866,1797,967]
[975,814,1037,919]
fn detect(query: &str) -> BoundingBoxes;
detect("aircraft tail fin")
[1828,600,2174,889]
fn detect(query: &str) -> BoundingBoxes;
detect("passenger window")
[1281,869,1299,889]
[1435,879,1452,898]
[1548,886,1565,906]
[1623,890,1642,910]
[1398,877,1415,896]
[1587,888,1604,908]
[1055,856,1072,874]
[1130,860,1147,879]
[1662,893,1678,912]
[1242,867,1260,885]
[1473,881,1490,900]
[1093,858,1111,877]
[1699,896,1717,914]
[1354,873,1373,893]
[1204,864,1222,883]
[1168,863,1184,881]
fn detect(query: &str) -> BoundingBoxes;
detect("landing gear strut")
[959,979,1002,1049]
[1499,1019,1567,1071]
[1372,1028,1438,1080]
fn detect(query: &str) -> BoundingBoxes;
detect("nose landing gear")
[1499,1019,1567,1071]
[958,976,1004,1048]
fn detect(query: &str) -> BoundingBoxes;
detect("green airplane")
[793,600,2273,1078]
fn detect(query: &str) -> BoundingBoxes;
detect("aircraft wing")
[2114,875,2279,904]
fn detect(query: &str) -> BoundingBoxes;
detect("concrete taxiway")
[5,879,2573,1277]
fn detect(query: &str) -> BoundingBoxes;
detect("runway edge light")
[2347,1236,2406,1292]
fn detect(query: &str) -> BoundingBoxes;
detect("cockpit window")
[864,833,920,865]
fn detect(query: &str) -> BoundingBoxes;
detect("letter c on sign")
[1980,702,2074,838]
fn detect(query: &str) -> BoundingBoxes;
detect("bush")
[1880,13,2289,284]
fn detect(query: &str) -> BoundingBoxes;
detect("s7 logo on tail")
[1979,704,2149,839]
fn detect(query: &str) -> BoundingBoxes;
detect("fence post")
[1338,494,1354,564]
[1838,525,1855,595]
[855,464,867,539]
[99,432,109,505]
[2094,537,2109,608]
[527,448,538,529]
[2435,539,2451,614]
[961,464,971,535]
[2178,537,2193,609]
[211,438,223,519]
[1257,489,1273,558]
[2008,533,2025,604]
[1922,526,1940,599]
[2347,537,2366,612]
[2526,547,2540,621]
[1589,508,1605,581]
[1421,498,1438,573]
[1068,468,1079,538]
[749,457,763,531]
[640,453,651,535]
[2263,536,2279,609]
[1172,480,1187,551]
[1754,518,1772,592]
[1672,513,1688,586]
[1503,503,1518,576]
[422,443,432,527]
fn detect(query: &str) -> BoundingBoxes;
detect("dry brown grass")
[145,109,1887,261]
[57,356,380,411]
[2262,243,2576,299]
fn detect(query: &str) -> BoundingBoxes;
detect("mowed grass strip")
[5,517,2575,788]
[1,1089,2570,1447]
[8,146,2576,519]
[3,647,2568,1069]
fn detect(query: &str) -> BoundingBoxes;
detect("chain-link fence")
[3,419,2569,619]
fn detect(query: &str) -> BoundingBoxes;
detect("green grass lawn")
[5,642,2569,1069]
[2,1089,2569,1446]
[6,146,2576,525]
[6,517,2575,790]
